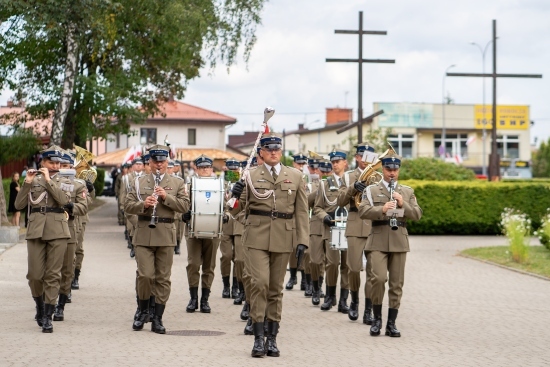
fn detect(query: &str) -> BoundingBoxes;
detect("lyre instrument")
[73,145,97,183]
[353,142,398,207]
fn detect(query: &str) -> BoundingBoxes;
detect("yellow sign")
[474,105,529,130]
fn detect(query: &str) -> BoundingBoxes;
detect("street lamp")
[470,40,494,177]
[441,64,456,159]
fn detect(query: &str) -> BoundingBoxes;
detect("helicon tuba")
[74,145,97,183]
[353,142,398,207]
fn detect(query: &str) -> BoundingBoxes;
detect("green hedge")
[403,180,550,235]
[399,158,476,181]
[93,168,105,196]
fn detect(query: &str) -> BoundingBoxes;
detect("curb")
[459,253,550,282]
[0,242,18,256]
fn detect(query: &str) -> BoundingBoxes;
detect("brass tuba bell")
[73,145,97,183]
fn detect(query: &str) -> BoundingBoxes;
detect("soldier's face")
[355,154,367,170]
[144,164,151,174]
[197,166,213,177]
[383,167,399,182]
[42,159,60,171]
[60,163,71,169]
[332,159,346,175]
[261,148,282,166]
[151,159,168,174]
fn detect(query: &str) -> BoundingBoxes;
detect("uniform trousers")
[324,241,349,289]
[27,238,68,304]
[135,246,174,304]
[186,237,219,289]
[234,235,252,304]
[309,235,325,281]
[245,248,290,323]
[176,218,184,242]
[346,236,367,293]
[369,251,407,308]
[364,251,372,298]
[60,241,77,295]
[117,198,124,224]
[219,234,235,278]
[74,221,87,270]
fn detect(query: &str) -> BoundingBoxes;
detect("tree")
[532,139,550,177]
[342,126,395,165]
[0,128,41,226]
[0,0,267,147]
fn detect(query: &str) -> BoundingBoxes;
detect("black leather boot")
[134,295,140,321]
[149,296,156,321]
[320,286,335,311]
[311,281,320,305]
[370,304,382,336]
[129,244,135,258]
[33,296,44,327]
[174,240,181,255]
[304,274,312,297]
[231,276,239,299]
[151,303,166,334]
[53,294,68,321]
[338,289,350,314]
[132,299,150,330]
[385,308,401,337]
[240,301,250,321]
[319,276,325,298]
[125,228,129,241]
[42,303,54,333]
[348,291,359,321]
[285,268,297,290]
[128,235,133,250]
[244,316,253,335]
[66,292,72,303]
[222,276,231,298]
[266,321,280,357]
[71,268,80,290]
[263,317,268,334]
[234,282,245,305]
[251,322,266,358]
[299,270,306,291]
[363,298,374,325]
[186,287,199,313]
[200,288,211,313]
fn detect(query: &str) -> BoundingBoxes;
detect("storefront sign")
[378,103,433,128]
[474,105,529,130]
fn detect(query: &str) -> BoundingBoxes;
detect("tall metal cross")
[447,19,542,180]
[326,11,395,144]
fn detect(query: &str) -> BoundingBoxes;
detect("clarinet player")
[124,145,189,334]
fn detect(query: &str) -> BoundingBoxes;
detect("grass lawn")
[461,246,550,279]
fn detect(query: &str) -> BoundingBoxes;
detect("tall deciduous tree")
[0,0,266,147]
[532,139,550,178]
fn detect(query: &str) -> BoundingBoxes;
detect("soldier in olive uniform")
[167,159,184,256]
[15,146,72,333]
[115,163,128,225]
[230,133,309,358]
[124,145,189,334]
[315,152,350,312]
[72,178,94,291]
[305,157,323,305]
[182,155,221,314]
[337,144,376,322]
[54,152,88,321]
[358,152,422,337]
[120,158,144,257]
[220,158,241,298]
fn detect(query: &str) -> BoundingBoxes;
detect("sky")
[2,0,550,145]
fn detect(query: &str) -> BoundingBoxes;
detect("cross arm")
[447,72,542,78]
[334,30,388,35]
[326,58,395,63]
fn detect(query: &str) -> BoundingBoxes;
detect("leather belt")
[249,209,293,220]
[138,215,175,224]
[372,220,407,228]
[349,207,358,213]
[31,207,65,214]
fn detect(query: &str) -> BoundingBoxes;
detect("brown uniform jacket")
[308,180,323,236]
[15,174,71,241]
[230,165,309,253]
[337,168,372,238]
[358,181,422,252]
[314,177,345,240]
[222,181,234,236]
[124,173,189,246]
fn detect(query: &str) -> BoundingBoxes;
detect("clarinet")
[148,170,161,228]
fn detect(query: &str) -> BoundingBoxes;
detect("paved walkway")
[1,197,549,366]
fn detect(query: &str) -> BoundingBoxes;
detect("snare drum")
[189,176,225,239]
[329,207,348,251]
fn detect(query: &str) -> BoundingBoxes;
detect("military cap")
[250,156,258,167]
[240,160,247,168]
[132,157,144,165]
[355,143,375,155]
[225,157,240,170]
[41,145,63,162]
[149,145,170,162]
[381,151,402,169]
[167,160,175,168]
[194,154,213,168]
[60,151,74,165]
[260,133,282,150]
[142,153,150,164]
[318,160,333,173]
[308,158,320,168]
[329,150,347,161]
[293,153,308,164]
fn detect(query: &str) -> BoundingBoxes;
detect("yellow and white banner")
[474,105,529,130]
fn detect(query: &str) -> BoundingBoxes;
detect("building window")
[433,134,468,158]
[388,134,414,158]
[140,128,157,145]
[188,128,196,146]
[497,135,519,159]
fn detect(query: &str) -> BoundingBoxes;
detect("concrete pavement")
[0,197,549,366]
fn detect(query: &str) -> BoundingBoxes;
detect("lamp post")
[442,64,456,159]
[470,40,493,177]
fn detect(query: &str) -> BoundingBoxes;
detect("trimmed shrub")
[399,158,476,181]
[403,180,550,235]
[93,168,105,196]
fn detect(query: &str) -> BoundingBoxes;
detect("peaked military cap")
[329,150,347,161]
[355,143,375,154]
[381,151,402,169]
[194,154,213,167]
[225,157,240,170]
[293,153,308,164]
[41,145,63,162]
[260,133,282,150]
[167,160,175,168]
[149,145,170,162]
[318,160,333,173]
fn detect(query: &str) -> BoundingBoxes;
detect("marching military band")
[16,121,422,358]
